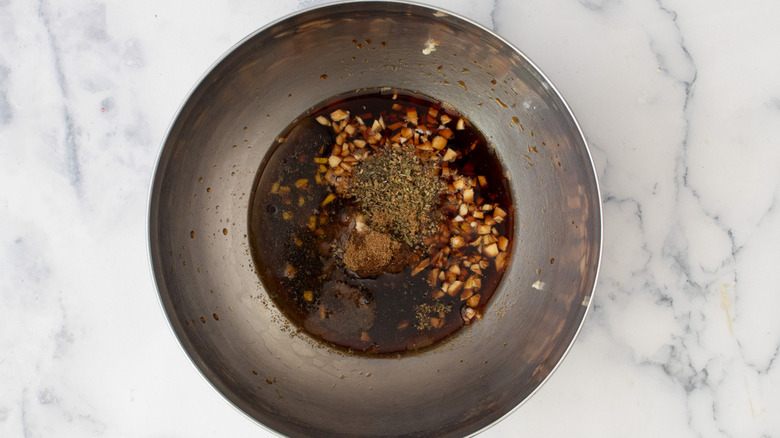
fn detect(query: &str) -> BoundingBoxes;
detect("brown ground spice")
[343,229,418,277]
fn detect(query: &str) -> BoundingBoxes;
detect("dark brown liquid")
[248,90,513,355]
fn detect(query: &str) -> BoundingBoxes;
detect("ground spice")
[343,229,417,277]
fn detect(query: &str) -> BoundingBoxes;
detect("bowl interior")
[149,2,601,437]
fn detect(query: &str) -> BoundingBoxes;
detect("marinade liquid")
[248,89,513,355]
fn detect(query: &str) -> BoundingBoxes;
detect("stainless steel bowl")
[149,2,601,436]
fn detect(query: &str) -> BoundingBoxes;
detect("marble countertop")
[2,0,778,436]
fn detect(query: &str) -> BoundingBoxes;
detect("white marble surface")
[1,0,779,436]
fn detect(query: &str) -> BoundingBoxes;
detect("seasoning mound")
[344,147,444,248]
[343,229,418,277]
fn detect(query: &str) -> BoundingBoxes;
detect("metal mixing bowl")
[148,2,601,436]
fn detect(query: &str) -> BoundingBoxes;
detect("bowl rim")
[146,1,604,436]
